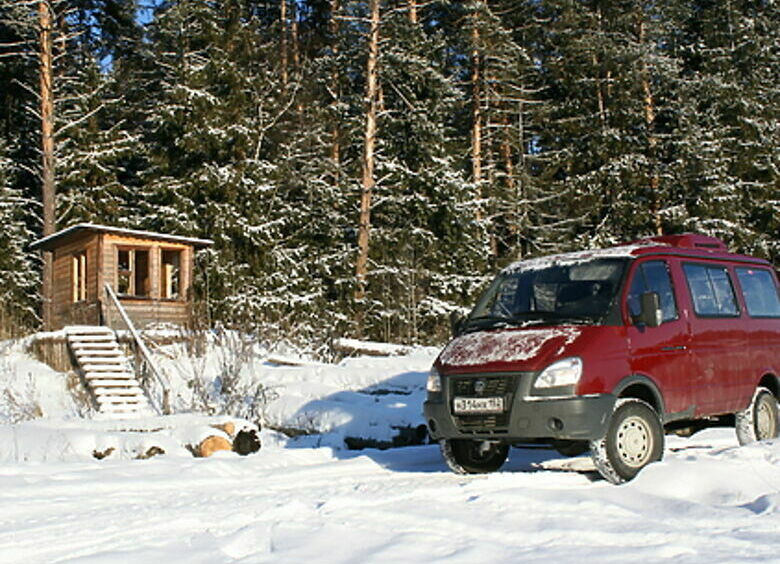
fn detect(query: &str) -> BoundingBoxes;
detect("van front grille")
[450,375,516,434]
[451,376,513,397]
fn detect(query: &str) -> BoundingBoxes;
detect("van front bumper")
[423,373,615,442]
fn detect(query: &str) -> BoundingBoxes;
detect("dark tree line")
[0,0,778,344]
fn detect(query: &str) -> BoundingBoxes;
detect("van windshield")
[466,258,627,331]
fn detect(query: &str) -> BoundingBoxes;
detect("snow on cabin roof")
[29,223,214,251]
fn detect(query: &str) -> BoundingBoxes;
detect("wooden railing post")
[104,284,172,415]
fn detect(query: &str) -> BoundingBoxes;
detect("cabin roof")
[29,223,214,251]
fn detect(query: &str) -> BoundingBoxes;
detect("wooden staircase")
[65,326,154,419]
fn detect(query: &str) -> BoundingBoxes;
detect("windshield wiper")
[549,316,595,325]
[462,315,529,333]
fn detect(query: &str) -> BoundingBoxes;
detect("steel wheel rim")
[756,399,776,439]
[616,415,653,468]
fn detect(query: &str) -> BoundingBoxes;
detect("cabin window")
[161,250,182,299]
[72,251,87,303]
[116,248,150,297]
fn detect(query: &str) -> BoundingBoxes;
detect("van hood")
[437,326,582,373]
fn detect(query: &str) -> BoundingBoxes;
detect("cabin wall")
[103,299,191,330]
[51,233,100,329]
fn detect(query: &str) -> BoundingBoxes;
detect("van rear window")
[735,268,780,318]
[683,263,739,317]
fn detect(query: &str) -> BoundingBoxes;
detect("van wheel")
[440,439,508,474]
[589,398,664,484]
[736,387,779,445]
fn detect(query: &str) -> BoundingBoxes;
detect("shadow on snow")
[279,368,596,478]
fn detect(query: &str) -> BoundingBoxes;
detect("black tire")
[553,440,589,457]
[736,387,779,446]
[589,398,664,484]
[440,439,509,474]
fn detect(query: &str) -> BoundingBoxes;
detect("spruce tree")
[0,141,38,333]
[675,0,780,259]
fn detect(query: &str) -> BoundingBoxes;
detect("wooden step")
[95,396,146,406]
[68,335,116,344]
[66,328,115,337]
[81,362,132,371]
[94,390,143,399]
[65,325,156,418]
[66,325,114,334]
[80,358,128,366]
[70,341,121,350]
[92,386,144,395]
[72,350,124,358]
[88,378,141,387]
[84,371,135,380]
[78,359,127,368]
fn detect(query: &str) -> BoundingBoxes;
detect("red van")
[424,234,780,483]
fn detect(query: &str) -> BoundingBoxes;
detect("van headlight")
[427,366,442,393]
[534,357,583,389]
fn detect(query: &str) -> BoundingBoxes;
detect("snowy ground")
[1,429,779,563]
[1,338,780,562]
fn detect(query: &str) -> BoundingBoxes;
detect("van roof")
[503,233,771,274]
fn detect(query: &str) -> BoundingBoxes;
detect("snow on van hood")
[438,327,581,368]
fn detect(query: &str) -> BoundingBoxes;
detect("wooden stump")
[198,435,233,457]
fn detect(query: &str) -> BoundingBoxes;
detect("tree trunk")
[39,0,56,330]
[330,0,341,171]
[355,0,380,306]
[515,101,527,258]
[593,54,607,126]
[638,17,663,235]
[291,1,303,114]
[470,14,483,222]
[280,0,288,88]
[408,0,418,24]
[291,0,300,72]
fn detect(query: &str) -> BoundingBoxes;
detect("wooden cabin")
[31,224,213,331]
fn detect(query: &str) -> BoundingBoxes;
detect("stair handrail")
[104,283,171,415]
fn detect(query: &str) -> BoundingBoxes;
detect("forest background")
[0,0,778,351]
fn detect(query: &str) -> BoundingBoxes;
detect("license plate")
[453,396,504,414]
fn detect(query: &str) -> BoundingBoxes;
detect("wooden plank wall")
[104,300,191,330]
[51,233,100,329]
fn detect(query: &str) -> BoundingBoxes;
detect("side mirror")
[639,292,663,328]
[449,311,465,337]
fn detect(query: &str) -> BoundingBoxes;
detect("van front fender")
[612,374,667,419]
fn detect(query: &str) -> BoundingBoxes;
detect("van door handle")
[661,345,687,352]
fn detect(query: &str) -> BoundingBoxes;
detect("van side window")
[735,268,780,318]
[683,263,739,317]
[627,261,678,322]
